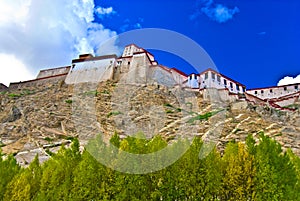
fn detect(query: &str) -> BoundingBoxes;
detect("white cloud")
[191,0,239,23]
[0,54,35,86]
[120,18,144,32]
[95,6,116,16]
[0,0,119,85]
[277,75,300,86]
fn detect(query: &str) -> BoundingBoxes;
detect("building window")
[255,91,257,94]
[270,89,273,93]
[189,76,192,80]
[217,75,221,82]
[224,79,227,86]
[261,90,264,94]
[243,87,246,92]
[212,73,215,80]
[284,87,287,91]
[236,84,240,91]
[230,82,233,89]
[295,85,298,90]
[128,61,130,65]
[205,72,208,79]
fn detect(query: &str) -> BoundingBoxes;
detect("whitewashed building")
[65,54,117,84]
[246,83,300,100]
[186,68,246,94]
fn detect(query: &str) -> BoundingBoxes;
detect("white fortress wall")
[119,53,151,85]
[170,70,187,87]
[246,83,300,99]
[65,58,116,84]
[148,66,178,87]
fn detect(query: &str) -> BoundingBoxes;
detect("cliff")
[0,80,299,165]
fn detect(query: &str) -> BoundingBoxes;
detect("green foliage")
[101,90,110,94]
[107,111,122,118]
[8,93,22,98]
[165,109,174,114]
[44,137,53,142]
[187,109,223,123]
[0,133,300,200]
[65,99,73,104]
[0,151,21,200]
[84,90,99,96]
[163,103,173,107]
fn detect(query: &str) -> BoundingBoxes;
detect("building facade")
[246,83,300,100]
[2,43,299,111]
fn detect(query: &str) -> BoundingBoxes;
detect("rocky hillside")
[0,80,299,165]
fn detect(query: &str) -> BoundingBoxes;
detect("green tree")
[253,133,298,200]
[0,150,21,200]
[221,142,256,200]
[36,139,81,200]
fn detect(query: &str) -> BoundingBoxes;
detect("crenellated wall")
[9,74,67,90]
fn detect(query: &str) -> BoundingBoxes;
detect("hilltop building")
[1,44,299,111]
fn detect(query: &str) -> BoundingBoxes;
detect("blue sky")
[94,0,300,89]
[0,0,299,89]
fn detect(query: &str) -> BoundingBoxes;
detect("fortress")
[1,44,299,111]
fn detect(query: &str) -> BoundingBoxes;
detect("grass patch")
[84,90,99,96]
[166,110,174,114]
[8,93,22,98]
[45,149,55,156]
[22,89,35,95]
[65,99,73,104]
[107,111,122,118]
[283,104,299,109]
[187,109,224,124]
[101,90,110,95]
[164,103,173,108]
[44,137,53,142]
[63,136,75,141]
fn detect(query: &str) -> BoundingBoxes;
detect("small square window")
[261,90,264,94]
[230,82,233,89]
[270,89,273,93]
[236,84,240,91]
[211,73,215,80]
[255,91,257,94]
[224,79,227,86]
[295,85,298,90]
[205,73,208,80]
[284,87,287,91]
[217,75,221,82]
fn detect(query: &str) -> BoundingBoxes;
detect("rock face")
[0,80,299,165]
[0,83,8,92]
